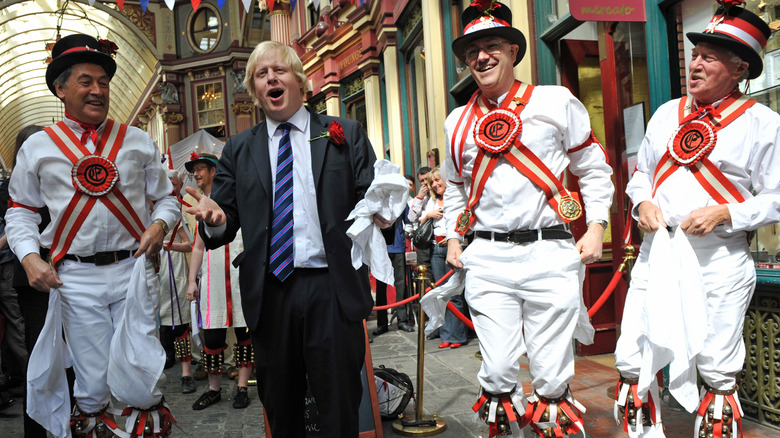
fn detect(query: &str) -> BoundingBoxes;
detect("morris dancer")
[158,169,196,394]
[614,3,780,437]
[6,34,179,437]
[443,2,614,436]
[184,152,253,411]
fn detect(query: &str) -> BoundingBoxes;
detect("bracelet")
[152,219,169,235]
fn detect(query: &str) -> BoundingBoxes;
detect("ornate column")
[382,44,404,169]
[231,102,256,134]
[161,112,184,150]
[270,1,292,46]
[362,64,384,160]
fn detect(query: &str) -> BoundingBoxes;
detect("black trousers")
[253,269,365,438]
[375,252,409,327]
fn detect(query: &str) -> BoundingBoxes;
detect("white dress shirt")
[265,105,327,268]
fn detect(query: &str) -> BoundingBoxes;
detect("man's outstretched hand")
[184,187,226,226]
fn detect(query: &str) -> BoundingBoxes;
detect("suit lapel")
[248,122,272,197]
[309,111,328,189]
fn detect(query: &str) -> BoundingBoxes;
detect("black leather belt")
[61,250,134,266]
[474,225,571,244]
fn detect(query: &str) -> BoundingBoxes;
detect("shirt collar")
[266,105,309,139]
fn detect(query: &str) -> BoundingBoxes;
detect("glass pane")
[191,9,219,51]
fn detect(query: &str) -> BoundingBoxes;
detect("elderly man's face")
[55,63,110,126]
[170,176,183,195]
[252,51,305,123]
[192,163,215,192]
[464,36,518,101]
[688,43,748,104]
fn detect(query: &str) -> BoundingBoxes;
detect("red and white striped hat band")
[704,14,768,54]
[463,15,512,36]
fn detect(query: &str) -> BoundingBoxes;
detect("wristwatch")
[152,219,169,235]
[588,219,608,229]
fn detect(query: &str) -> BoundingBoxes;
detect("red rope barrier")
[373,293,420,311]
[587,268,625,318]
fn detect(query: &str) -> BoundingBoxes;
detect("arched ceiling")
[0,0,160,173]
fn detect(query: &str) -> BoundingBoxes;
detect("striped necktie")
[270,123,294,281]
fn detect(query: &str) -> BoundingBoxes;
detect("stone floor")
[1,318,778,437]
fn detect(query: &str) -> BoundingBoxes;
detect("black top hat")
[46,34,118,95]
[686,5,770,79]
[452,1,526,66]
[185,152,219,173]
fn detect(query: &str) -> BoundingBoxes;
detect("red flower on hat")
[98,38,118,56]
[190,151,199,161]
[310,121,346,147]
[717,0,745,8]
[471,0,496,13]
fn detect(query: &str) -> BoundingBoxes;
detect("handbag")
[411,218,434,250]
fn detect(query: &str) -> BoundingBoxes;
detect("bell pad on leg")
[472,387,527,437]
[122,399,177,438]
[524,386,586,438]
[695,385,743,438]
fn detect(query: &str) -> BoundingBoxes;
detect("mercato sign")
[570,0,647,22]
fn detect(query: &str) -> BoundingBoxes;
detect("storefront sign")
[336,44,362,77]
[570,0,647,22]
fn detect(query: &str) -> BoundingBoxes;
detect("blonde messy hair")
[243,41,310,106]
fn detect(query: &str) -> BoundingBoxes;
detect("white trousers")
[615,229,755,393]
[58,257,137,412]
[461,237,592,397]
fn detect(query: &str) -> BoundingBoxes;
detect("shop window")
[342,75,367,132]
[196,81,226,138]
[308,2,320,30]
[188,4,221,53]
[308,94,327,115]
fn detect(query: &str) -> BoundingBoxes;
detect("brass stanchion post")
[392,265,446,436]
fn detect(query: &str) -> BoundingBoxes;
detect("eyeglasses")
[464,41,507,63]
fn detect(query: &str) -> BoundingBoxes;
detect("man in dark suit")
[186,41,383,438]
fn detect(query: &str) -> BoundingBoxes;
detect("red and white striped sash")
[651,94,754,204]
[45,120,146,266]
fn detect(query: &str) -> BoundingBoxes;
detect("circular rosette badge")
[668,120,716,166]
[72,155,119,197]
[474,109,521,154]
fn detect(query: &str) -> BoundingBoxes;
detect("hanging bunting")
[242,0,252,12]
[140,0,149,12]
[164,0,175,10]
[191,0,201,11]
[268,0,276,12]
[290,0,298,12]
[117,0,125,11]
[217,0,226,8]
[86,0,96,6]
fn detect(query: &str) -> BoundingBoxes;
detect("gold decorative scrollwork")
[161,112,184,125]
[122,5,156,46]
[231,102,255,115]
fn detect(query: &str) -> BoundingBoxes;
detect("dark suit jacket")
[200,109,376,331]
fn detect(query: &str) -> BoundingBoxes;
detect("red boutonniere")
[98,38,119,57]
[310,121,346,147]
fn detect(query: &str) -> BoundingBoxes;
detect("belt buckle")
[94,251,117,266]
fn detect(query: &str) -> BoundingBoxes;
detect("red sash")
[45,120,147,266]
[451,81,587,235]
[651,94,754,204]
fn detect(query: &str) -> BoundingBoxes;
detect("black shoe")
[426,328,440,340]
[397,322,415,332]
[192,389,221,410]
[181,376,196,394]
[372,325,389,336]
[0,397,15,411]
[232,387,250,409]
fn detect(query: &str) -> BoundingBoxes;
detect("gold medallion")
[558,196,582,221]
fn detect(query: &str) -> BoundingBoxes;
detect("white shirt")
[7,118,179,260]
[627,97,780,231]
[265,105,327,268]
[443,85,614,241]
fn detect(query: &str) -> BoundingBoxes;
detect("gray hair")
[53,66,73,90]
[727,50,751,81]
[244,41,309,106]
[165,168,180,180]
